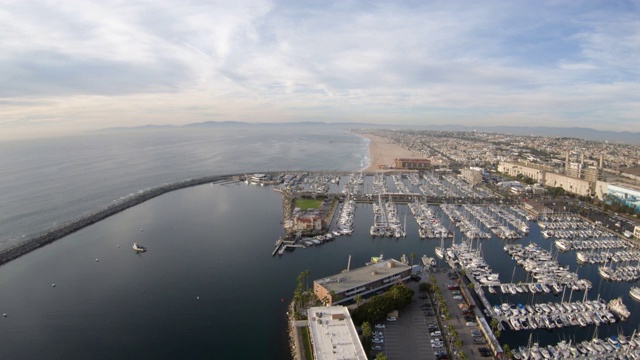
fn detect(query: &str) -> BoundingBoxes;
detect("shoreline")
[354,130,420,172]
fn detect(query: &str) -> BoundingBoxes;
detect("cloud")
[1,0,640,139]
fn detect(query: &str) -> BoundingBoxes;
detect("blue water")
[0,125,369,249]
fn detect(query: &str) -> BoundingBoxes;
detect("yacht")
[630,286,640,302]
[607,297,630,320]
[132,243,146,252]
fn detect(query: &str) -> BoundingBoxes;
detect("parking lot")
[367,269,496,359]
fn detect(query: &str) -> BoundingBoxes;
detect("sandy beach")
[356,132,420,172]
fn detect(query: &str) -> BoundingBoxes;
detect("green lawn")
[295,198,323,210]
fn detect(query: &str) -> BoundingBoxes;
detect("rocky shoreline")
[0,173,243,267]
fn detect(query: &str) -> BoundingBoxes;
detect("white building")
[306,306,367,360]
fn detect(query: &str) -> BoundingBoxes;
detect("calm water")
[0,126,369,248]
[0,128,637,359]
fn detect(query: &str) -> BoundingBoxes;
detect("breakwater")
[0,173,244,266]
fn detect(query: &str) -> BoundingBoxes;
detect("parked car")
[430,331,442,337]
[431,342,444,348]
[464,315,475,322]
[465,321,477,327]
[452,295,463,300]
[447,284,459,290]
[470,330,482,336]
[374,324,385,329]
[371,345,382,351]
[473,337,485,344]
[372,331,383,337]
[372,338,384,344]
[386,316,397,322]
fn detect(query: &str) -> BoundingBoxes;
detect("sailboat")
[435,233,445,259]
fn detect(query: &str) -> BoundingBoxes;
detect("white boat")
[132,243,146,252]
[630,287,640,302]
[607,297,630,320]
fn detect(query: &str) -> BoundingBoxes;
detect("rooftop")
[315,258,411,294]
[307,306,367,360]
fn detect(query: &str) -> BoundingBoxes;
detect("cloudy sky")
[1,0,639,139]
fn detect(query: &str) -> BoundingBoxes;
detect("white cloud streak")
[1,0,639,139]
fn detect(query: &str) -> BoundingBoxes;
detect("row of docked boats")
[494,299,621,331]
[333,198,356,236]
[407,200,451,239]
[299,233,334,247]
[514,335,640,360]
[390,174,413,194]
[598,263,640,282]
[440,204,491,240]
[448,240,501,285]
[554,238,629,251]
[505,243,583,286]
[462,204,523,239]
[340,172,364,196]
[577,249,640,264]
[369,196,405,238]
[539,214,617,240]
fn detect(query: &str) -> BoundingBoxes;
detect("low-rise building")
[314,258,411,305]
[307,306,367,360]
[394,158,430,170]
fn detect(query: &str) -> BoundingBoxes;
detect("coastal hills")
[101,121,640,145]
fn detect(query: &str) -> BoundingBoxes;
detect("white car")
[386,316,397,322]
[371,345,383,351]
[431,343,444,348]
[372,338,384,344]
[430,331,442,337]
[375,324,385,329]
[373,331,383,337]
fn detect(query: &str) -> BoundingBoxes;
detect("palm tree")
[409,252,416,266]
[354,294,363,309]
[361,321,372,340]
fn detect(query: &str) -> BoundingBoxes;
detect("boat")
[630,287,640,302]
[368,253,383,265]
[132,243,147,252]
[607,297,630,320]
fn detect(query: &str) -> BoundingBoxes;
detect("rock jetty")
[0,174,240,266]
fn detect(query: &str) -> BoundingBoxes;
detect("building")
[460,168,483,185]
[306,306,367,360]
[293,214,322,231]
[314,258,411,305]
[634,226,640,241]
[606,184,640,213]
[544,172,592,197]
[497,161,545,183]
[394,158,431,170]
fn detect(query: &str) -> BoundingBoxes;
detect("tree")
[467,282,474,289]
[361,321,372,340]
[410,252,416,266]
[502,344,512,359]
[457,351,468,360]
[354,294,363,309]
[375,353,388,360]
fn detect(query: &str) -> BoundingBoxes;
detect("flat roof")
[315,258,411,294]
[307,306,367,360]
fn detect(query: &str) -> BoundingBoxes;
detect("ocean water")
[0,125,370,248]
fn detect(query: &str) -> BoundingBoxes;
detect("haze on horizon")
[1,0,639,140]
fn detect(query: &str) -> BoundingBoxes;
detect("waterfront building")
[460,168,483,186]
[393,158,431,170]
[293,214,322,232]
[313,259,411,305]
[306,306,366,360]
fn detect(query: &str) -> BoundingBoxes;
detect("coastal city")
[258,129,640,360]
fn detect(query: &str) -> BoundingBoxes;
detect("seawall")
[0,173,244,267]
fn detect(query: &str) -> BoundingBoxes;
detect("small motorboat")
[132,243,147,252]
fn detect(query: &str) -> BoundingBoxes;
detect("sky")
[1,0,640,139]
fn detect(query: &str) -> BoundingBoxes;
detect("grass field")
[294,198,323,210]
